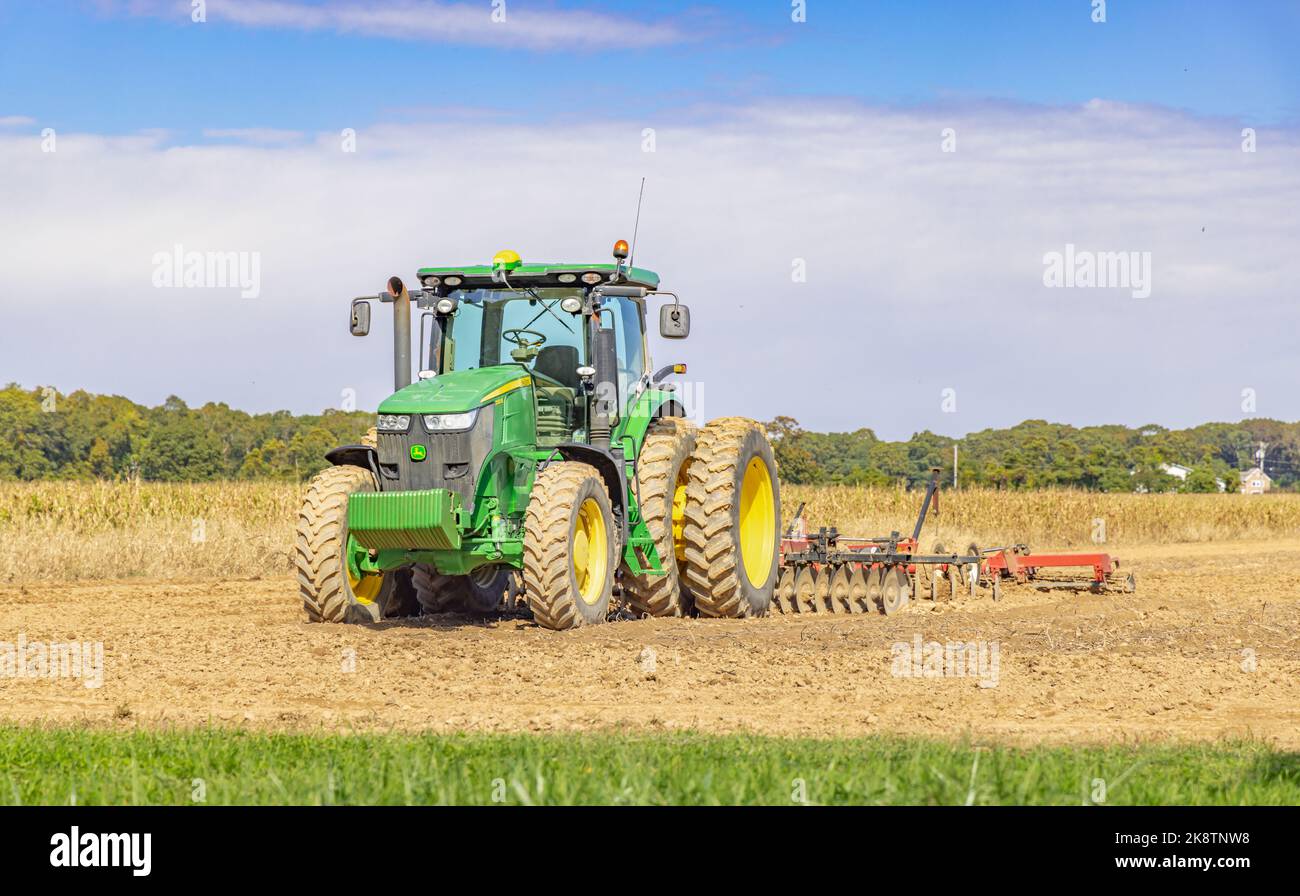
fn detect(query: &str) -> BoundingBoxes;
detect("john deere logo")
[409,444,427,462]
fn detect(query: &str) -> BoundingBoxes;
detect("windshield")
[442,288,585,379]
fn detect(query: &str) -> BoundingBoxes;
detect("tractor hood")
[377,365,531,415]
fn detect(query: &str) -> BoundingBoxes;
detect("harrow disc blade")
[880,566,911,616]
[813,567,833,612]
[774,567,796,614]
[847,565,870,614]
[865,566,885,615]
[793,566,818,614]
[828,565,854,613]
[966,543,982,598]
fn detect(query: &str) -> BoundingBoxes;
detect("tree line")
[1,384,1294,490]
[0,384,371,482]
[765,416,1297,492]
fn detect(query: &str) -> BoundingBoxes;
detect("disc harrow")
[772,469,1133,616]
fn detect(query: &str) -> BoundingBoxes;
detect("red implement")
[982,547,1133,593]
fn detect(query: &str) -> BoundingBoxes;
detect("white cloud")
[201,127,306,144]
[109,0,694,50]
[0,116,36,127]
[2,100,1297,437]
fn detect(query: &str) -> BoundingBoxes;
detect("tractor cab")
[414,249,667,447]
[431,283,644,446]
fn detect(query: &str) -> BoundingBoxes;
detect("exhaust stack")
[387,276,412,391]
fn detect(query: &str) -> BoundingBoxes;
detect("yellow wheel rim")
[346,564,384,605]
[738,456,775,588]
[572,496,609,606]
[671,468,689,562]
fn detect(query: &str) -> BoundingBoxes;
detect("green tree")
[1182,467,1221,493]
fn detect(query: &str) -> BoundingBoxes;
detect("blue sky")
[2,1,1299,437]
[3,1,1297,136]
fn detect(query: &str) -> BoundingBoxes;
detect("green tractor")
[296,241,781,630]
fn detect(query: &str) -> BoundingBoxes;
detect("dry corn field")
[0,481,300,583]
[1,481,1297,583]
[783,485,1300,551]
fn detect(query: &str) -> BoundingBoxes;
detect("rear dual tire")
[681,418,781,618]
[622,417,697,618]
[518,417,780,629]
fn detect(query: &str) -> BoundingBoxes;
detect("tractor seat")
[532,345,580,391]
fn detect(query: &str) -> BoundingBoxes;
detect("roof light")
[613,239,629,260]
[492,249,522,271]
[443,275,462,287]
[421,275,440,287]
[581,272,603,285]
[557,273,577,284]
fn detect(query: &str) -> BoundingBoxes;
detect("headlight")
[422,409,479,432]
[560,296,583,314]
[376,414,411,432]
[435,298,456,314]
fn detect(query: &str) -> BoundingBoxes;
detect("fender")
[619,389,687,451]
[325,445,380,480]
[549,443,628,543]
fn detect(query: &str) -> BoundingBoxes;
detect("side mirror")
[659,303,690,339]
[350,299,371,337]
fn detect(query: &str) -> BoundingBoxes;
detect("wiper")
[503,274,573,334]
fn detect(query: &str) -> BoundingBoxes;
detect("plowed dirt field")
[3,540,1297,746]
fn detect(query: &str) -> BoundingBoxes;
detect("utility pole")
[953,444,958,489]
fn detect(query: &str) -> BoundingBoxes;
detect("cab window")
[599,296,647,409]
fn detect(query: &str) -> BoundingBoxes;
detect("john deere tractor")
[296,241,780,630]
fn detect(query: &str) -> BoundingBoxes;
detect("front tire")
[296,465,395,623]
[523,462,616,630]
[682,418,781,618]
[622,417,697,617]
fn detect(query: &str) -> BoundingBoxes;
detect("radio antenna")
[629,177,646,270]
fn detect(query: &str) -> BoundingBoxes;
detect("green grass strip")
[1,726,1296,806]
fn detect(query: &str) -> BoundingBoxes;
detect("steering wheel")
[502,328,547,349]
[503,328,547,363]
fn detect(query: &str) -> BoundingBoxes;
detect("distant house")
[1155,462,1226,492]
[1239,467,1272,495]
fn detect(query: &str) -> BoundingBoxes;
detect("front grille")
[377,410,495,511]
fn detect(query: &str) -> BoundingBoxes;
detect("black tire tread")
[295,464,380,623]
[681,417,777,618]
[523,461,608,631]
[622,418,697,617]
